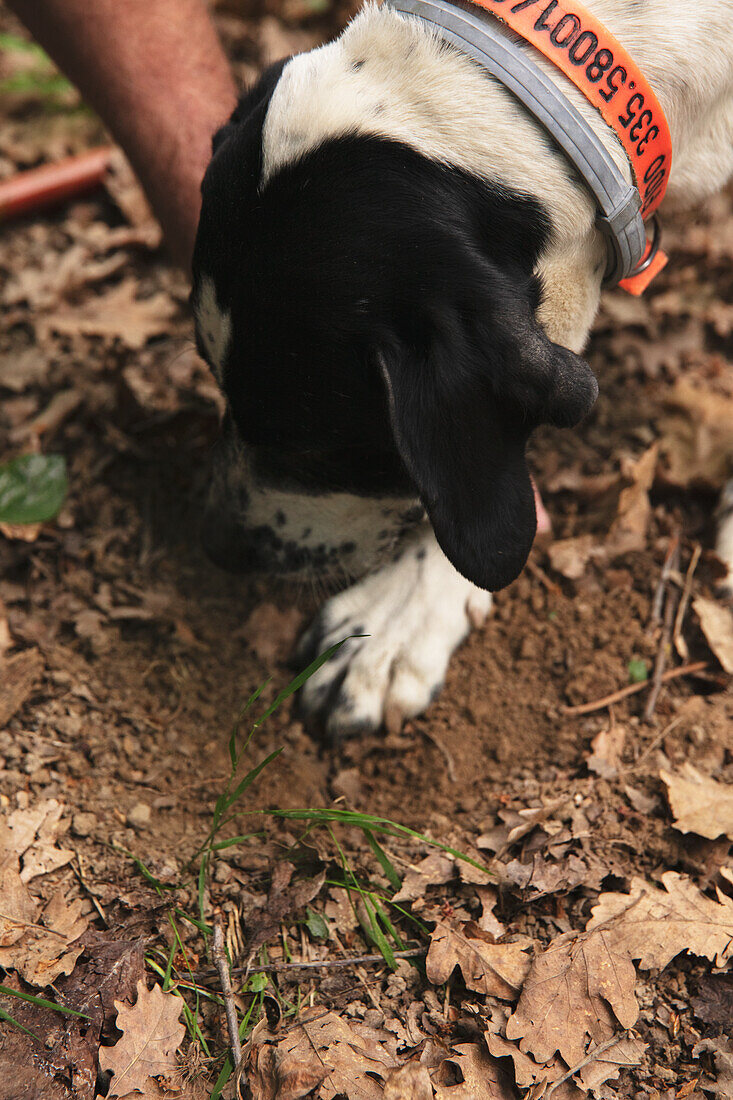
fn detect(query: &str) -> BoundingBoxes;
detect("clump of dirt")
[0,4,732,1098]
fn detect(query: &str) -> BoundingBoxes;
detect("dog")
[191,0,733,737]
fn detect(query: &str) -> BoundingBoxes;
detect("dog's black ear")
[380,283,597,591]
[211,58,290,155]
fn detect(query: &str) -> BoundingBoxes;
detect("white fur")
[299,525,492,736]
[246,483,422,579]
[195,275,231,382]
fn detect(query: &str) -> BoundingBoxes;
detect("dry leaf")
[505,927,638,1068]
[659,372,733,490]
[98,981,186,1098]
[548,534,597,580]
[499,853,594,899]
[693,596,733,674]
[432,1043,515,1099]
[475,885,506,938]
[247,1024,328,1100]
[692,1037,733,1098]
[660,764,733,840]
[245,862,326,959]
[0,858,37,947]
[606,444,658,557]
[249,1008,398,1100]
[0,647,43,728]
[39,279,177,349]
[692,972,733,1030]
[0,884,91,985]
[393,853,456,903]
[486,1014,583,1099]
[587,872,733,969]
[383,1062,434,1100]
[426,920,533,1000]
[587,724,626,779]
[2,798,74,882]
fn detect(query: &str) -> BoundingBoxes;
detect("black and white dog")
[192,0,733,737]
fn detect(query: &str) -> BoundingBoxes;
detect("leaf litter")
[1,3,733,1098]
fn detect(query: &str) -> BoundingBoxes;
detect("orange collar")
[386,0,673,293]
[476,0,672,218]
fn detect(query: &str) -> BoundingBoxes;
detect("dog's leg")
[717,480,733,597]
[297,526,492,738]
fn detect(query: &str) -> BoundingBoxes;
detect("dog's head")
[192,39,598,591]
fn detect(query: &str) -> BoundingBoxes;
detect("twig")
[195,947,427,986]
[672,544,701,657]
[562,661,708,716]
[649,536,680,628]
[627,714,685,774]
[546,1032,628,1095]
[213,918,243,1071]
[644,541,680,721]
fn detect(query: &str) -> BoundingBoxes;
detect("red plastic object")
[0,146,114,221]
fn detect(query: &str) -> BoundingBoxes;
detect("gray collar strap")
[384,0,647,286]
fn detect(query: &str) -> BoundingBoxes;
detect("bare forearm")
[8,0,237,269]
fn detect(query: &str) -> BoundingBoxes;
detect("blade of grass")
[270,808,491,876]
[250,638,359,733]
[0,1004,41,1040]
[0,983,88,1019]
[363,829,401,892]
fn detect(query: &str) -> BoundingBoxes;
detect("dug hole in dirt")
[0,4,732,1099]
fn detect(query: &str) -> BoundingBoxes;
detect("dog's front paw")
[297,530,491,738]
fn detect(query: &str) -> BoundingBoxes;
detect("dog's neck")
[263,1,733,346]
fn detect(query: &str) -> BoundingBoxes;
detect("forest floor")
[0,4,732,1099]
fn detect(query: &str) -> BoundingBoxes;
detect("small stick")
[213,918,243,1071]
[628,714,685,773]
[672,544,701,656]
[562,661,707,716]
[649,536,679,628]
[196,947,427,985]
[546,1033,628,1095]
[644,542,680,721]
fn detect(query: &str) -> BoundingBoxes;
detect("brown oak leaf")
[39,278,177,350]
[248,1008,398,1100]
[586,872,733,969]
[426,920,533,1000]
[693,596,733,674]
[432,1043,515,1099]
[0,884,91,986]
[393,853,456,903]
[98,981,186,1098]
[505,927,638,1067]
[661,764,733,840]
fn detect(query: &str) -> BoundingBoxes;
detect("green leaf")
[247,973,268,993]
[0,454,68,524]
[628,658,648,684]
[305,907,329,941]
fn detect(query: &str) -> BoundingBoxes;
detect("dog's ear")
[380,282,597,591]
[211,58,290,155]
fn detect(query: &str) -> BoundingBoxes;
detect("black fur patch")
[193,69,597,590]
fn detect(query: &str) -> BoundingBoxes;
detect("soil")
[0,4,732,1099]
